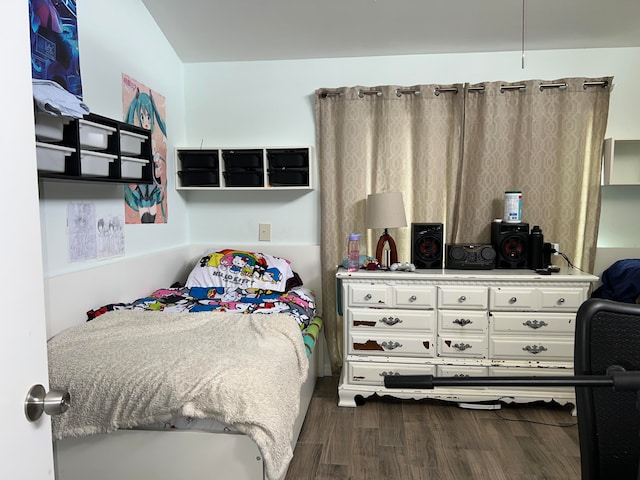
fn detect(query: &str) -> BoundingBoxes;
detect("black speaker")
[446,244,496,270]
[575,299,640,480]
[412,223,443,269]
[491,221,529,269]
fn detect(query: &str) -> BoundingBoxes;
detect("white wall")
[183,47,640,251]
[38,0,190,278]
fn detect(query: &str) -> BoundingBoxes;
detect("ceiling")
[141,0,640,63]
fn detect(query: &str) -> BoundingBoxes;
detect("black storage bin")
[179,151,219,170]
[224,171,264,187]
[178,169,220,186]
[267,149,309,169]
[268,169,309,186]
[223,150,263,169]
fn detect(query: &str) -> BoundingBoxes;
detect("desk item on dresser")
[336,268,598,409]
[366,192,407,268]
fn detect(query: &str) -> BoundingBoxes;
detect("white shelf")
[603,138,640,185]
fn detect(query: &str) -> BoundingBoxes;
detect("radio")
[445,244,496,270]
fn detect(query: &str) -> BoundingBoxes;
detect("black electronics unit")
[411,223,443,269]
[445,244,496,270]
[491,221,529,269]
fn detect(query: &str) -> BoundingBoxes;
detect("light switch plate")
[259,223,271,241]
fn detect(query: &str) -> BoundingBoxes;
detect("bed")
[49,247,324,480]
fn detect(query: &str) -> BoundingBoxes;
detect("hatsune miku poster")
[122,74,168,224]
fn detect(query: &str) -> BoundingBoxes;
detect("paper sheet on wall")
[67,203,125,262]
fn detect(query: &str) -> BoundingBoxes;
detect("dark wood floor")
[286,375,581,480]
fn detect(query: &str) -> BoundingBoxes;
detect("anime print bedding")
[87,286,317,330]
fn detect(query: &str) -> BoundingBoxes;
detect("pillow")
[285,271,304,291]
[185,249,295,292]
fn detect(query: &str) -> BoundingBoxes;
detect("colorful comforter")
[88,286,317,329]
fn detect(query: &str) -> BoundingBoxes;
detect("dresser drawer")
[438,286,488,309]
[490,286,586,311]
[490,312,575,335]
[438,310,488,332]
[348,308,435,331]
[488,336,573,361]
[349,362,436,386]
[490,287,537,310]
[349,332,436,357]
[437,365,489,377]
[539,287,585,310]
[489,366,574,393]
[393,285,437,308]
[437,334,487,358]
[346,284,391,307]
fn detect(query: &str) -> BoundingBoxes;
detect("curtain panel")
[316,77,612,373]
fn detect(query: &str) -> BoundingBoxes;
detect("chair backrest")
[575,298,640,480]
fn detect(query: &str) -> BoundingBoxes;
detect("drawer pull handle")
[380,371,400,377]
[458,295,467,303]
[409,295,417,302]
[454,374,470,377]
[523,320,548,329]
[380,317,403,326]
[558,297,565,304]
[522,345,548,354]
[453,343,472,351]
[453,318,472,327]
[381,341,402,350]
[510,297,518,304]
[364,294,372,300]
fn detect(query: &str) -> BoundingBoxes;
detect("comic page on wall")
[29,0,83,98]
[122,74,168,224]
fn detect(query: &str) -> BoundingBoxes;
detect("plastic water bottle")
[347,233,362,272]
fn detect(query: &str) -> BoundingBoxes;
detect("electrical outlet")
[551,243,560,254]
[259,223,271,241]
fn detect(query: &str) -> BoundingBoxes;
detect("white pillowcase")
[185,249,295,292]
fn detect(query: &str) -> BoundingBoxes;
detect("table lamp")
[366,191,407,268]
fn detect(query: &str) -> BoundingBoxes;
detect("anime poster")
[29,0,83,98]
[122,74,168,224]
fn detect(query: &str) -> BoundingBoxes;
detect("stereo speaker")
[446,244,496,270]
[411,223,443,269]
[491,221,529,269]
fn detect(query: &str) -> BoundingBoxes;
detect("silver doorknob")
[24,384,71,422]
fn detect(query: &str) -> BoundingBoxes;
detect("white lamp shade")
[366,192,407,229]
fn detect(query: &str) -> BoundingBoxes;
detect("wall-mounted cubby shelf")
[36,112,153,184]
[175,147,313,191]
[602,138,640,186]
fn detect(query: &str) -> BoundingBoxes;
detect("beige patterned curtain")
[316,78,611,373]
[315,85,464,374]
[452,77,612,271]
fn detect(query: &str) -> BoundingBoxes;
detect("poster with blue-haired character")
[122,74,168,224]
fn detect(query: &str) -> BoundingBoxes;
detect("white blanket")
[48,310,309,480]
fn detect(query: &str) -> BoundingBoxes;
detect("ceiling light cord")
[521,0,526,69]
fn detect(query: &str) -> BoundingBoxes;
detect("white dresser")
[336,268,598,408]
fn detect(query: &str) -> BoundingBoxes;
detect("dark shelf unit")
[176,146,312,190]
[36,112,153,184]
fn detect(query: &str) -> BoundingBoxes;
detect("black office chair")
[385,297,640,480]
[574,298,640,480]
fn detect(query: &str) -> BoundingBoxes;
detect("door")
[0,1,56,478]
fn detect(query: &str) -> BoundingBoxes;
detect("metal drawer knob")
[364,293,372,300]
[522,345,548,354]
[458,295,467,302]
[380,317,402,326]
[558,297,565,304]
[509,296,518,304]
[453,318,472,327]
[523,319,548,329]
[409,295,417,302]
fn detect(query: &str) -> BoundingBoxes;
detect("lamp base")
[376,230,398,268]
